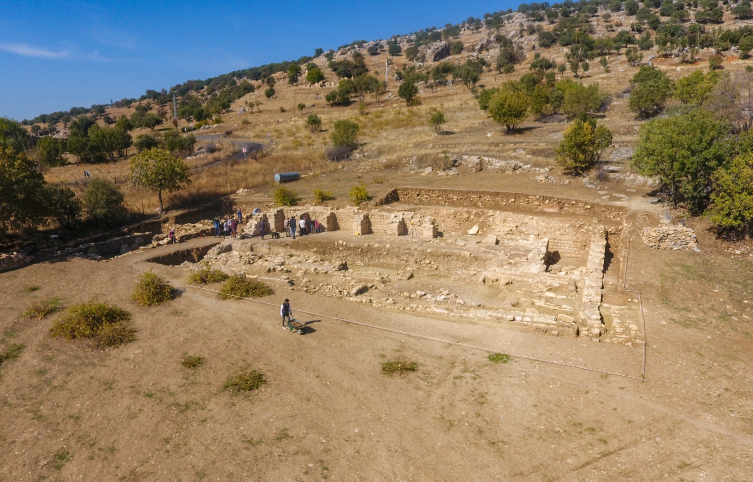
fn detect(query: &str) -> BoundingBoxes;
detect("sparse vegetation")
[428,109,446,134]
[305,113,322,132]
[556,118,613,175]
[381,359,418,375]
[488,353,510,363]
[181,355,205,370]
[22,298,62,319]
[21,284,40,293]
[0,343,25,367]
[130,270,175,307]
[349,183,369,205]
[219,275,273,300]
[313,189,335,204]
[273,187,299,207]
[223,369,266,392]
[189,262,230,284]
[50,301,135,348]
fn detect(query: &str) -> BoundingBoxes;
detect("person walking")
[283,217,289,237]
[259,219,266,240]
[290,216,296,239]
[237,208,243,224]
[280,298,292,329]
[223,219,230,237]
[213,217,221,238]
[314,219,320,234]
[230,219,238,238]
[168,228,177,244]
[299,217,306,236]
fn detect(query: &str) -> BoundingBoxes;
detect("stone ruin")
[642,225,698,250]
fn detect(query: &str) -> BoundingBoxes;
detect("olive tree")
[556,118,613,174]
[707,152,753,233]
[488,87,530,134]
[130,148,191,214]
[0,147,46,233]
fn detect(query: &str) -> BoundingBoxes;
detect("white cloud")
[0,43,70,59]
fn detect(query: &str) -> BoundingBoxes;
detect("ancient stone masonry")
[642,225,698,250]
[579,233,607,340]
[0,252,32,273]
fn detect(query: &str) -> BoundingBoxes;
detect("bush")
[349,183,369,205]
[50,301,135,348]
[189,262,229,284]
[488,353,510,363]
[130,270,175,307]
[428,109,446,134]
[450,41,464,55]
[0,343,25,367]
[181,355,205,369]
[220,274,274,300]
[708,54,723,70]
[556,118,613,175]
[381,359,418,375]
[388,42,402,56]
[331,119,359,148]
[489,86,530,134]
[134,134,160,152]
[22,298,62,319]
[305,114,322,132]
[326,145,353,161]
[313,189,335,204]
[35,137,65,167]
[398,79,419,105]
[45,184,81,230]
[264,87,275,99]
[81,178,126,226]
[273,187,298,206]
[708,152,753,233]
[224,369,266,392]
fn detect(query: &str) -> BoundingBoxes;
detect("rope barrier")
[620,210,648,381]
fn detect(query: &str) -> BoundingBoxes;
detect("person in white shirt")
[280,298,292,328]
[299,218,306,235]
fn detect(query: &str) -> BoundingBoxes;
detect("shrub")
[134,134,160,152]
[489,87,530,134]
[450,41,464,55]
[313,189,335,204]
[22,298,62,319]
[326,145,353,161]
[488,353,510,363]
[428,109,446,134]
[388,42,402,56]
[349,183,369,205]
[224,369,266,392]
[556,118,613,175]
[264,87,275,99]
[50,301,135,348]
[189,262,229,284]
[220,275,273,300]
[305,114,322,132]
[398,79,419,105]
[273,187,298,206]
[81,178,126,226]
[130,270,175,307]
[708,54,723,71]
[331,119,359,149]
[381,359,418,375]
[22,284,40,292]
[181,355,205,369]
[45,184,81,230]
[0,343,25,367]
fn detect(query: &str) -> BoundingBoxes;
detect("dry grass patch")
[219,275,273,300]
[21,284,40,293]
[181,355,205,370]
[22,298,62,319]
[189,262,229,284]
[0,343,25,367]
[130,270,175,307]
[381,359,418,376]
[50,301,135,348]
[223,369,266,392]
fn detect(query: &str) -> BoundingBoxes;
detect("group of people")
[283,216,321,239]
[213,208,245,238]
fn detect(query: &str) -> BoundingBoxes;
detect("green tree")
[556,118,613,174]
[81,178,126,226]
[34,137,66,167]
[88,124,132,159]
[388,42,402,56]
[297,103,306,114]
[674,70,718,105]
[558,80,604,118]
[306,114,322,132]
[455,62,482,90]
[428,109,446,134]
[139,113,163,131]
[163,131,196,156]
[477,87,500,110]
[739,36,753,58]
[707,152,753,232]
[488,87,530,134]
[0,118,30,153]
[130,148,191,214]
[628,66,674,118]
[398,79,419,105]
[306,68,325,83]
[288,64,301,84]
[264,87,276,99]
[134,134,160,152]
[0,147,46,233]
[44,184,81,229]
[331,120,359,149]
[633,110,730,213]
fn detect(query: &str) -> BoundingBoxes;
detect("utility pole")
[385,58,388,88]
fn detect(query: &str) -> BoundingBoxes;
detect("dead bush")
[326,145,353,161]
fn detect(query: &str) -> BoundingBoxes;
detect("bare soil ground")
[3,172,753,480]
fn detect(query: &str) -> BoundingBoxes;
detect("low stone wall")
[68,233,150,257]
[377,187,627,220]
[0,252,32,272]
[642,225,698,250]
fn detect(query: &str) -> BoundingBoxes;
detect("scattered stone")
[642,225,698,250]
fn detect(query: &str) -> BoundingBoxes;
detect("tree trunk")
[158,189,164,214]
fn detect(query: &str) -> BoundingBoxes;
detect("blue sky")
[0,0,515,121]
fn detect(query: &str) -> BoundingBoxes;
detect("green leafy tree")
[0,147,46,233]
[707,152,753,232]
[739,36,753,58]
[130,148,191,214]
[306,68,325,83]
[488,86,530,134]
[306,114,322,132]
[297,103,306,114]
[88,124,132,159]
[477,87,500,110]
[428,109,446,134]
[163,131,196,156]
[44,184,81,229]
[674,70,718,105]
[0,118,30,153]
[81,178,126,226]
[331,120,359,149]
[34,137,66,167]
[558,80,604,118]
[139,113,163,131]
[556,118,613,174]
[454,62,482,90]
[288,64,301,84]
[398,78,419,105]
[264,87,276,99]
[134,134,160,152]
[388,42,402,56]
[628,66,674,118]
[633,110,730,213]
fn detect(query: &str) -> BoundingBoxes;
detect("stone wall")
[642,225,698,250]
[0,252,32,273]
[579,233,607,340]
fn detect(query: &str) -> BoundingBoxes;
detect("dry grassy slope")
[42,9,753,213]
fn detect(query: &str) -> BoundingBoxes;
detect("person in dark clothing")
[280,299,292,328]
[290,216,296,239]
[213,217,221,238]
